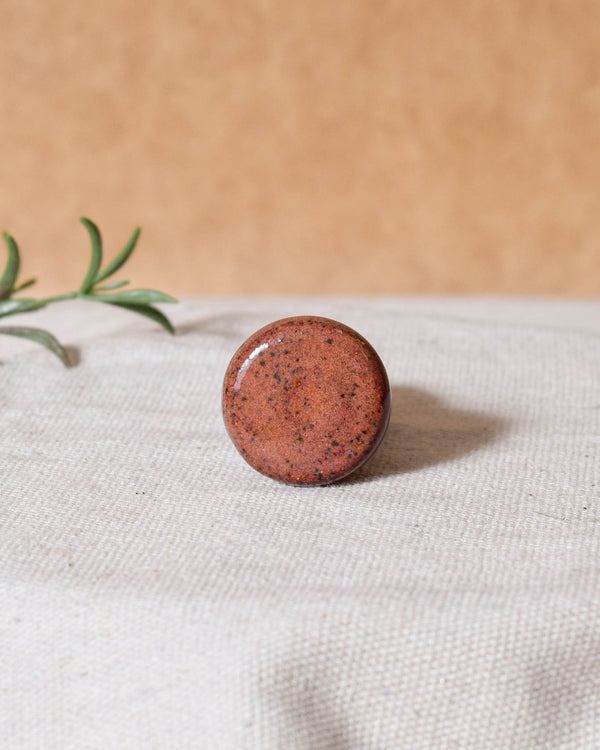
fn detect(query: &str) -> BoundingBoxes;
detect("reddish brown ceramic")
[222,316,391,485]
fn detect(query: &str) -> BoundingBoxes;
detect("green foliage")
[0,218,177,366]
[0,326,72,367]
[0,233,20,300]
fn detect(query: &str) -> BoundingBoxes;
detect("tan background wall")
[0,0,599,296]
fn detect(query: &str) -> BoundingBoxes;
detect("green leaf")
[93,226,141,286]
[0,233,20,300]
[0,298,46,318]
[89,288,178,305]
[93,279,130,292]
[0,326,72,366]
[13,277,37,293]
[79,217,103,293]
[101,301,175,334]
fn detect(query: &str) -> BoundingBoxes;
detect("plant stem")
[37,291,82,305]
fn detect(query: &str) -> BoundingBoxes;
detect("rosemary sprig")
[0,217,177,366]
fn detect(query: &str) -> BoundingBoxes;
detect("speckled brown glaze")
[222,316,391,485]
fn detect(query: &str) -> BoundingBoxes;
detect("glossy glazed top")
[222,316,391,485]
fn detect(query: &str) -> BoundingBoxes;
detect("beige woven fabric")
[1,297,599,749]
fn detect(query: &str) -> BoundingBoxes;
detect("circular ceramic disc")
[222,316,391,485]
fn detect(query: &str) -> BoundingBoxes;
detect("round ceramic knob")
[222,316,391,485]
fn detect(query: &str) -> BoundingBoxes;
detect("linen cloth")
[1,296,599,749]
